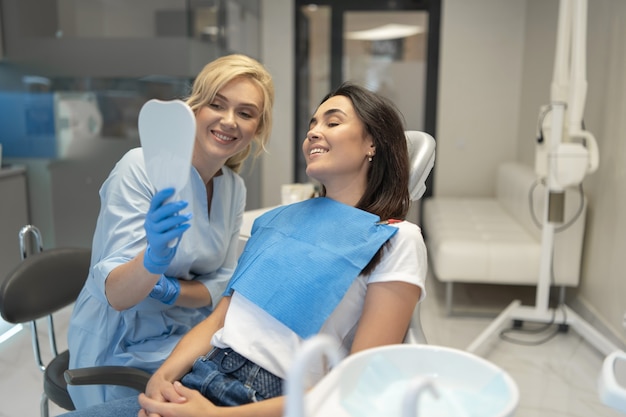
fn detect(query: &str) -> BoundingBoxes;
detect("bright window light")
[0,323,24,345]
[345,24,424,41]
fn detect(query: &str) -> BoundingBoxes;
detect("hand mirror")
[138,99,196,192]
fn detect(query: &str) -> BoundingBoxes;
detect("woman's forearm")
[350,281,421,353]
[176,280,213,308]
[105,250,160,310]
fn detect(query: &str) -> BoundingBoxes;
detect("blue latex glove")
[143,188,192,274]
[149,274,181,305]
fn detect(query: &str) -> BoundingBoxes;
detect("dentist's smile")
[212,130,236,142]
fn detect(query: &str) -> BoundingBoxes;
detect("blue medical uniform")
[67,148,246,409]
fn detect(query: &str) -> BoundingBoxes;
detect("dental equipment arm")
[535,0,599,191]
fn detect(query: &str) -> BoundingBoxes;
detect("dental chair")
[0,225,150,417]
[402,130,435,344]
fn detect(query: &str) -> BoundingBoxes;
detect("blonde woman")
[67,54,274,409]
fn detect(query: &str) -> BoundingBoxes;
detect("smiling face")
[303,95,375,204]
[192,77,263,178]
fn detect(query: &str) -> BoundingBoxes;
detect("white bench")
[422,162,586,315]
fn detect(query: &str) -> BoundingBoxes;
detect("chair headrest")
[406,131,436,201]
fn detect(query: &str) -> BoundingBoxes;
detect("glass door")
[344,10,428,133]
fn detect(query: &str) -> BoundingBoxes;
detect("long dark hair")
[318,82,410,274]
[318,82,410,220]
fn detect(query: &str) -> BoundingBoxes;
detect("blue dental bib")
[224,197,398,339]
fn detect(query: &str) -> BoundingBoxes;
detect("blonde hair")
[186,54,274,173]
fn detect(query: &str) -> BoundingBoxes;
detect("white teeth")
[215,132,235,141]
[310,148,327,155]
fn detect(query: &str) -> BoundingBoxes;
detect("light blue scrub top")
[67,148,245,409]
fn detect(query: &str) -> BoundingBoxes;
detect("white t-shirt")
[211,220,427,382]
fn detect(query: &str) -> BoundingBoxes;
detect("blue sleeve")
[88,149,154,304]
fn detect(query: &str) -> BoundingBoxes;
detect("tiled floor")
[0,271,624,416]
[420,277,625,417]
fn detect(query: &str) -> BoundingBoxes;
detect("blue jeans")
[60,348,283,416]
[59,396,140,417]
[182,347,283,405]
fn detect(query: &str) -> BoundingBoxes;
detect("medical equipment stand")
[467,0,619,359]
[467,101,618,358]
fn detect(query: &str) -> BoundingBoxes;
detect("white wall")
[565,0,626,342]
[581,0,626,341]
[434,0,526,197]
[260,0,294,207]
[515,1,559,165]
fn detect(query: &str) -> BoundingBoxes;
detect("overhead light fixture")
[345,23,423,41]
[201,26,219,36]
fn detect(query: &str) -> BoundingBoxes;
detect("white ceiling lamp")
[345,24,423,41]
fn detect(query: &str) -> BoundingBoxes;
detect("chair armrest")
[64,366,151,393]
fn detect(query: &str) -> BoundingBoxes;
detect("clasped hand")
[143,188,192,275]
[139,374,221,417]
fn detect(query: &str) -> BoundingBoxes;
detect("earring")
[368,152,373,162]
